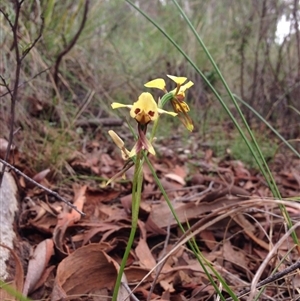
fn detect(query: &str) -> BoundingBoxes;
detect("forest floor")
[1,123,300,301]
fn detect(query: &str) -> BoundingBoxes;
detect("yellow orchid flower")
[170,100,194,131]
[112,92,176,125]
[111,92,176,157]
[130,92,159,124]
[144,75,194,131]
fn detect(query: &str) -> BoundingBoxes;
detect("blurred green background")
[1,0,299,170]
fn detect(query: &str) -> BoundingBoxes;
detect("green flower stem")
[112,152,144,301]
[150,93,174,142]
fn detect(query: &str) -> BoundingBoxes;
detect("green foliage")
[230,132,277,168]
[2,0,299,130]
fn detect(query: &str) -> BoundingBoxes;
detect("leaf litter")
[1,134,300,301]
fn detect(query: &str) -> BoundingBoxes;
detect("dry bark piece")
[0,244,24,300]
[0,162,19,280]
[23,239,54,296]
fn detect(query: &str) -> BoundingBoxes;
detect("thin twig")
[248,221,300,300]
[53,0,89,85]
[226,261,300,301]
[0,8,14,29]
[0,67,51,98]
[0,1,44,187]
[20,16,44,60]
[0,76,13,98]
[0,158,85,216]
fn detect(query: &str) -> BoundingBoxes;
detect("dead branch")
[0,158,85,216]
[75,117,124,127]
[53,0,90,85]
[226,250,300,301]
[0,0,44,187]
[0,67,51,98]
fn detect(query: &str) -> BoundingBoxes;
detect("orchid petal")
[144,78,166,91]
[173,101,190,113]
[157,108,177,116]
[180,81,194,92]
[111,102,132,109]
[128,141,140,158]
[167,75,187,85]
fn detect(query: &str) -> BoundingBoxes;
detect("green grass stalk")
[126,0,298,246]
[234,94,300,158]
[0,280,31,301]
[170,0,298,244]
[112,152,144,301]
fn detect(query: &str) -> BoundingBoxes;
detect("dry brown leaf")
[243,180,255,190]
[53,185,86,258]
[124,266,153,284]
[56,185,86,227]
[190,173,205,185]
[173,165,187,178]
[150,195,247,229]
[160,278,175,293]
[19,200,61,235]
[23,239,54,296]
[51,244,117,301]
[120,194,132,213]
[89,288,109,301]
[159,178,183,191]
[232,213,270,251]
[0,244,24,300]
[19,204,57,235]
[82,224,122,245]
[174,270,193,286]
[0,138,10,152]
[32,265,55,294]
[233,160,251,177]
[85,187,120,204]
[143,163,154,183]
[223,240,247,270]
[135,221,156,270]
[145,216,168,235]
[199,230,217,250]
[165,173,185,186]
[32,168,51,183]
